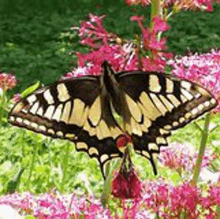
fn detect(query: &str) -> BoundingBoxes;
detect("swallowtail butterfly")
[8,61,217,177]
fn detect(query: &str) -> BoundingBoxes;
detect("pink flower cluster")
[162,0,213,11]
[143,181,220,218]
[0,181,220,218]
[0,192,112,218]
[168,49,220,112]
[158,143,218,175]
[124,0,215,12]
[0,73,16,92]
[124,0,151,6]
[64,13,170,78]
[130,16,172,72]
[65,13,131,77]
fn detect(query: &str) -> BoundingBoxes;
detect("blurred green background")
[1,0,220,92]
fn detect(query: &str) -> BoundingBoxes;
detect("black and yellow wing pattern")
[114,69,217,174]
[8,61,217,177]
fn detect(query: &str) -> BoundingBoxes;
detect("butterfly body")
[8,61,217,177]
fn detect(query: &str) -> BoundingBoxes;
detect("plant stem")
[0,89,6,125]
[27,141,38,191]
[60,143,70,193]
[101,159,120,208]
[193,122,203,133]
[191,113,210,185]
[216,206,220,217]
[151,0,160,21]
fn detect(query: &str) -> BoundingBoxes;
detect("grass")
[0,0,220,196]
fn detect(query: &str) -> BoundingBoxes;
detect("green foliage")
[165,4,220,54]
[0,125,105,194]
[24,216,36,219]
[1,1,220,92]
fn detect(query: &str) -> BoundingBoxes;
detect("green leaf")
[24,215,36,219]
[6,166,24,194]
[171,172,181,184]
[21,82,40,98]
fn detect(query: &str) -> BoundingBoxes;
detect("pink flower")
[152,17,169,32]
[159,143,218,178]
[0,183,220,217]
[125,0,215,11]
[111,145,142,200]
[0,73,16,91]
[11,93,21,103]
[130,16,145,22]
[143,181,201,218]
[148,37,166,50]
[111,169,142,199]
[130,15,170,72]
[72,13,171,75]
[124,0,150,6]
[140,56,167,72]
[162,0,214,11]
[208,185,220,205]
[159,143,194,174]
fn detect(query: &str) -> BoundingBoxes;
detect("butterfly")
[8,61,217,178]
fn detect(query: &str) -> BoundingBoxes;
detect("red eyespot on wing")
[116,134,131,151]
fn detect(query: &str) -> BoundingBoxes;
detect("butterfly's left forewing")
[9,76,124,177]
[116,71,217,173]
[9,77,100,138]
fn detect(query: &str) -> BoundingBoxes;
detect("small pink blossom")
[151,17,169,32]
[148,37,166,50]
[124,0,150,6]
[130,15,145,22]
[159,143,218,176]
[0,73,16,91]
[124,0,215,11]
[11,93,21,103]
[142,180,220,218]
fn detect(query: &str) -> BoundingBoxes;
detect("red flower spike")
[111,169,142,199]
[111,147,142,199]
